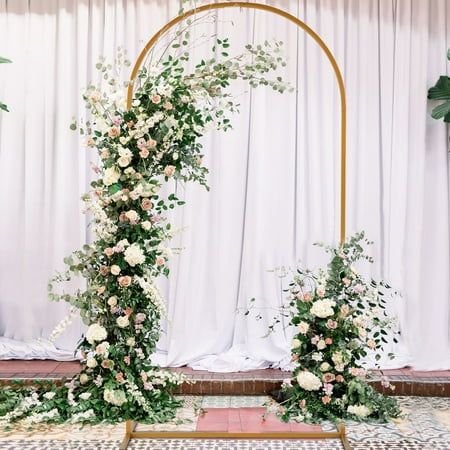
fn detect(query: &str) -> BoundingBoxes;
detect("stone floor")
[0,396,449,449]
[1,360,449,396]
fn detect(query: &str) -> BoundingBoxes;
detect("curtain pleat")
[0,0,449,370]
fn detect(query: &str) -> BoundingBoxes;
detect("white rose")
[311,352,323,362]
[116,315,129,328]
[124,243,145,267]
[296,371,322,391]
[310,299,336,318]
[80,392,92,400]
[79,374,89,384]
[141,221,152,231]
[43,392,56,400]
[117,156,131,167]
[110,265,121,276]
[317,339,326,350]
[118,147,132,158]
[124,210,139,222]
[292,338,301,349]
[103,167,120,186]
[107,296,117,306]
[298,321,309,334]
[86,357,98,368]
[347,404,371,418]
[320,362,331,372]
[85,323,107,344]
[126,337,135,346]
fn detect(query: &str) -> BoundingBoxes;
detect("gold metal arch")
[123,5,349,447]
[127,1,347,244]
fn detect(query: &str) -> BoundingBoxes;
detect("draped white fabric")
[0,0,449,370]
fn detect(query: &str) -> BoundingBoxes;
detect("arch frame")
[126,1,347,243]
[122,3,349,448]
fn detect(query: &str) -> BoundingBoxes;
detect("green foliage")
[1,39,291,428]
[278,232,401,423]
[428,49,450,123]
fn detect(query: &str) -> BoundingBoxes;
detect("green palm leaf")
[428,49,450,123]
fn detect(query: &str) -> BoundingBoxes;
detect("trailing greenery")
[0,37,290,427]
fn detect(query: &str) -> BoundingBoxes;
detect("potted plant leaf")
[428,49,450,123]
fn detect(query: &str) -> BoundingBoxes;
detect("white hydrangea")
[85,323,107,344]
[310,299,336,318]
[347,404,371,418]
[124,243,146,267]
[296,371,322,391]
[103,167,120,186]
[103,388,127,406]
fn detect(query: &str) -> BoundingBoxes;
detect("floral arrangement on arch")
[276,233,401,423]
[0,36,291,426]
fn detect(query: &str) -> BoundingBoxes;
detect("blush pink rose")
[104,247,114,257]
[323,373,336,383]
[151,94,161,104]
[164,165,176,177]
[147,138,157,148]
[107,126,120,138]
[118,275,132,287]
[139,148,149,158]
[321,395,331,405]
[155,256,166,266]
[325,337,333,345]
[326,319,338,329]
[141,199,153,211]
[99,265,110,276]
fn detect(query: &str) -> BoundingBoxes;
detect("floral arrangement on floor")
[0,36,291,427]
[276,232,401,423]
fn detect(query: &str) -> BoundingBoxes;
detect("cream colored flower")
[310,299,336,318]
[110,265,121,276]
[124,210,139,222]
[116,315,129,328]
[292,338,301,349]
[296,371,322,391]
[297,321,309,334]
[124,243,145,267]
[107,296,117,306]
[103,389,127,406]
[103,167,120,186]
[86,357,98,368]
[347,404,371,418]
[85,323,107,344]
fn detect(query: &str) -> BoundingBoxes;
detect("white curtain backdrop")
[0,0,449,370]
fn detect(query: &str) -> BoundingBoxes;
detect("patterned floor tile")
[0,439,345,449]
[201,396,270,408]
